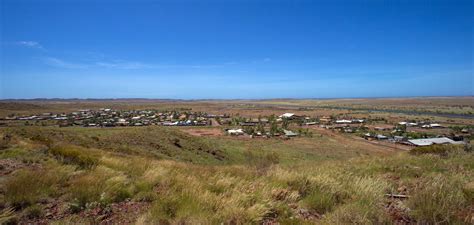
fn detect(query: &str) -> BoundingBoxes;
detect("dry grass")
[0,126,472,224]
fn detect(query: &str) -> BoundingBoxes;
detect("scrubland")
[0,126,473,224]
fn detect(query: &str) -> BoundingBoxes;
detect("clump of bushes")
[148,193,210,223]
[302,187,339,213]
[244,150,279,175]
[409,144,461,156]
[24,204,44,219]
[4,169,63,209]
[0,134,12,150]
[408,175,468,224]
[67,168,133,212]
[286,177,347,214]
[49,145,98,169]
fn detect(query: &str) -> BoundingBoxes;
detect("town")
[2,108,471,148]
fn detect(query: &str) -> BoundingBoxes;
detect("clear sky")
[1,0,473,99]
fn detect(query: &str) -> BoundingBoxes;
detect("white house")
[408,137,462,146]
[227,129,244,135]
[336,119,352,124]
[283,129,298,137]
[280,113,295,119]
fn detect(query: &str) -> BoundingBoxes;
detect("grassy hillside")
[0,126,473,224]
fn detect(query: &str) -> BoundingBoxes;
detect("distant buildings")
[407,137,463,146]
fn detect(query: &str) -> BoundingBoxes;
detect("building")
[376,134,388,140]
[407,137,463,146]
[336,119,352,124]
[227,129,244,135]
[280,113,295,119]
[283,130,298,137]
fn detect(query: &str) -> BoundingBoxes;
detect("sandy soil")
[181,128,223,137]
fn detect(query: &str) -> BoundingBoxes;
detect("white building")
[408,137,462,146]
[227,129,244,135]
[279,113,295,119]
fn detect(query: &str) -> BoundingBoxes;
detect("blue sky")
[1,0,472,99]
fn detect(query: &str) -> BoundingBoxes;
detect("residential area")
[2,108,471,148]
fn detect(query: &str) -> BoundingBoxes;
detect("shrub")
[0,134,12,150]
[287,177,312,197]
[49,145,98,169]
[322,201,389,224]
[462,181,474,204]
[244,150,279,175]
[24,204,44,219]
[0,208,16,225]
[134,191,157,202]
[1,217,18,225]
[68,169,133,211]
[409,144,461,156]
[148,193,211,223]
[4,169,61,209]
[68,172,107,209]
[301,187,338,214]
[408,175,467,224]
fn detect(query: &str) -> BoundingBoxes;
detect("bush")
[49,145,98,169]
[68,172,107,210]
[0,134,12,150]
[408,175,468,224]
[462,181,474,204]
[323,201,389,224]
[301,187,338,214]
[68,169,133,211]
[244,150,279,175]
[148,193,211,223]
[24,204,44,219]
[0,208,16,225]
[4,169,61,209]
[287,177,312,197]
[409,145,460,156]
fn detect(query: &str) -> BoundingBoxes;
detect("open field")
[0,98,473,224]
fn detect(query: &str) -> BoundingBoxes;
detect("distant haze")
[1,0,472,99]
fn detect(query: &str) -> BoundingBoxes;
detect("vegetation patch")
[49,145,99,169]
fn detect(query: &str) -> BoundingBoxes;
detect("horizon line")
[1,95,473,102]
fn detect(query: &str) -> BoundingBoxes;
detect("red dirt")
[0,159,41,176]
[181,128,223,137]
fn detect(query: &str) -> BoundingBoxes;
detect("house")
[283,130,298,137]
[280,113,295,119]
[344,128,354,133]
[162,121,178,126]
[371,125,394,131]
[376,134,388,140]
[227,129,244,135]
[407,137,463,146]
[352,119,364,123]
[116,118,129,126]
[240,122,257,126]
[336,119,352,124]
[393,136,407,142]
[250,118,269,123]
[319,116,331,124]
